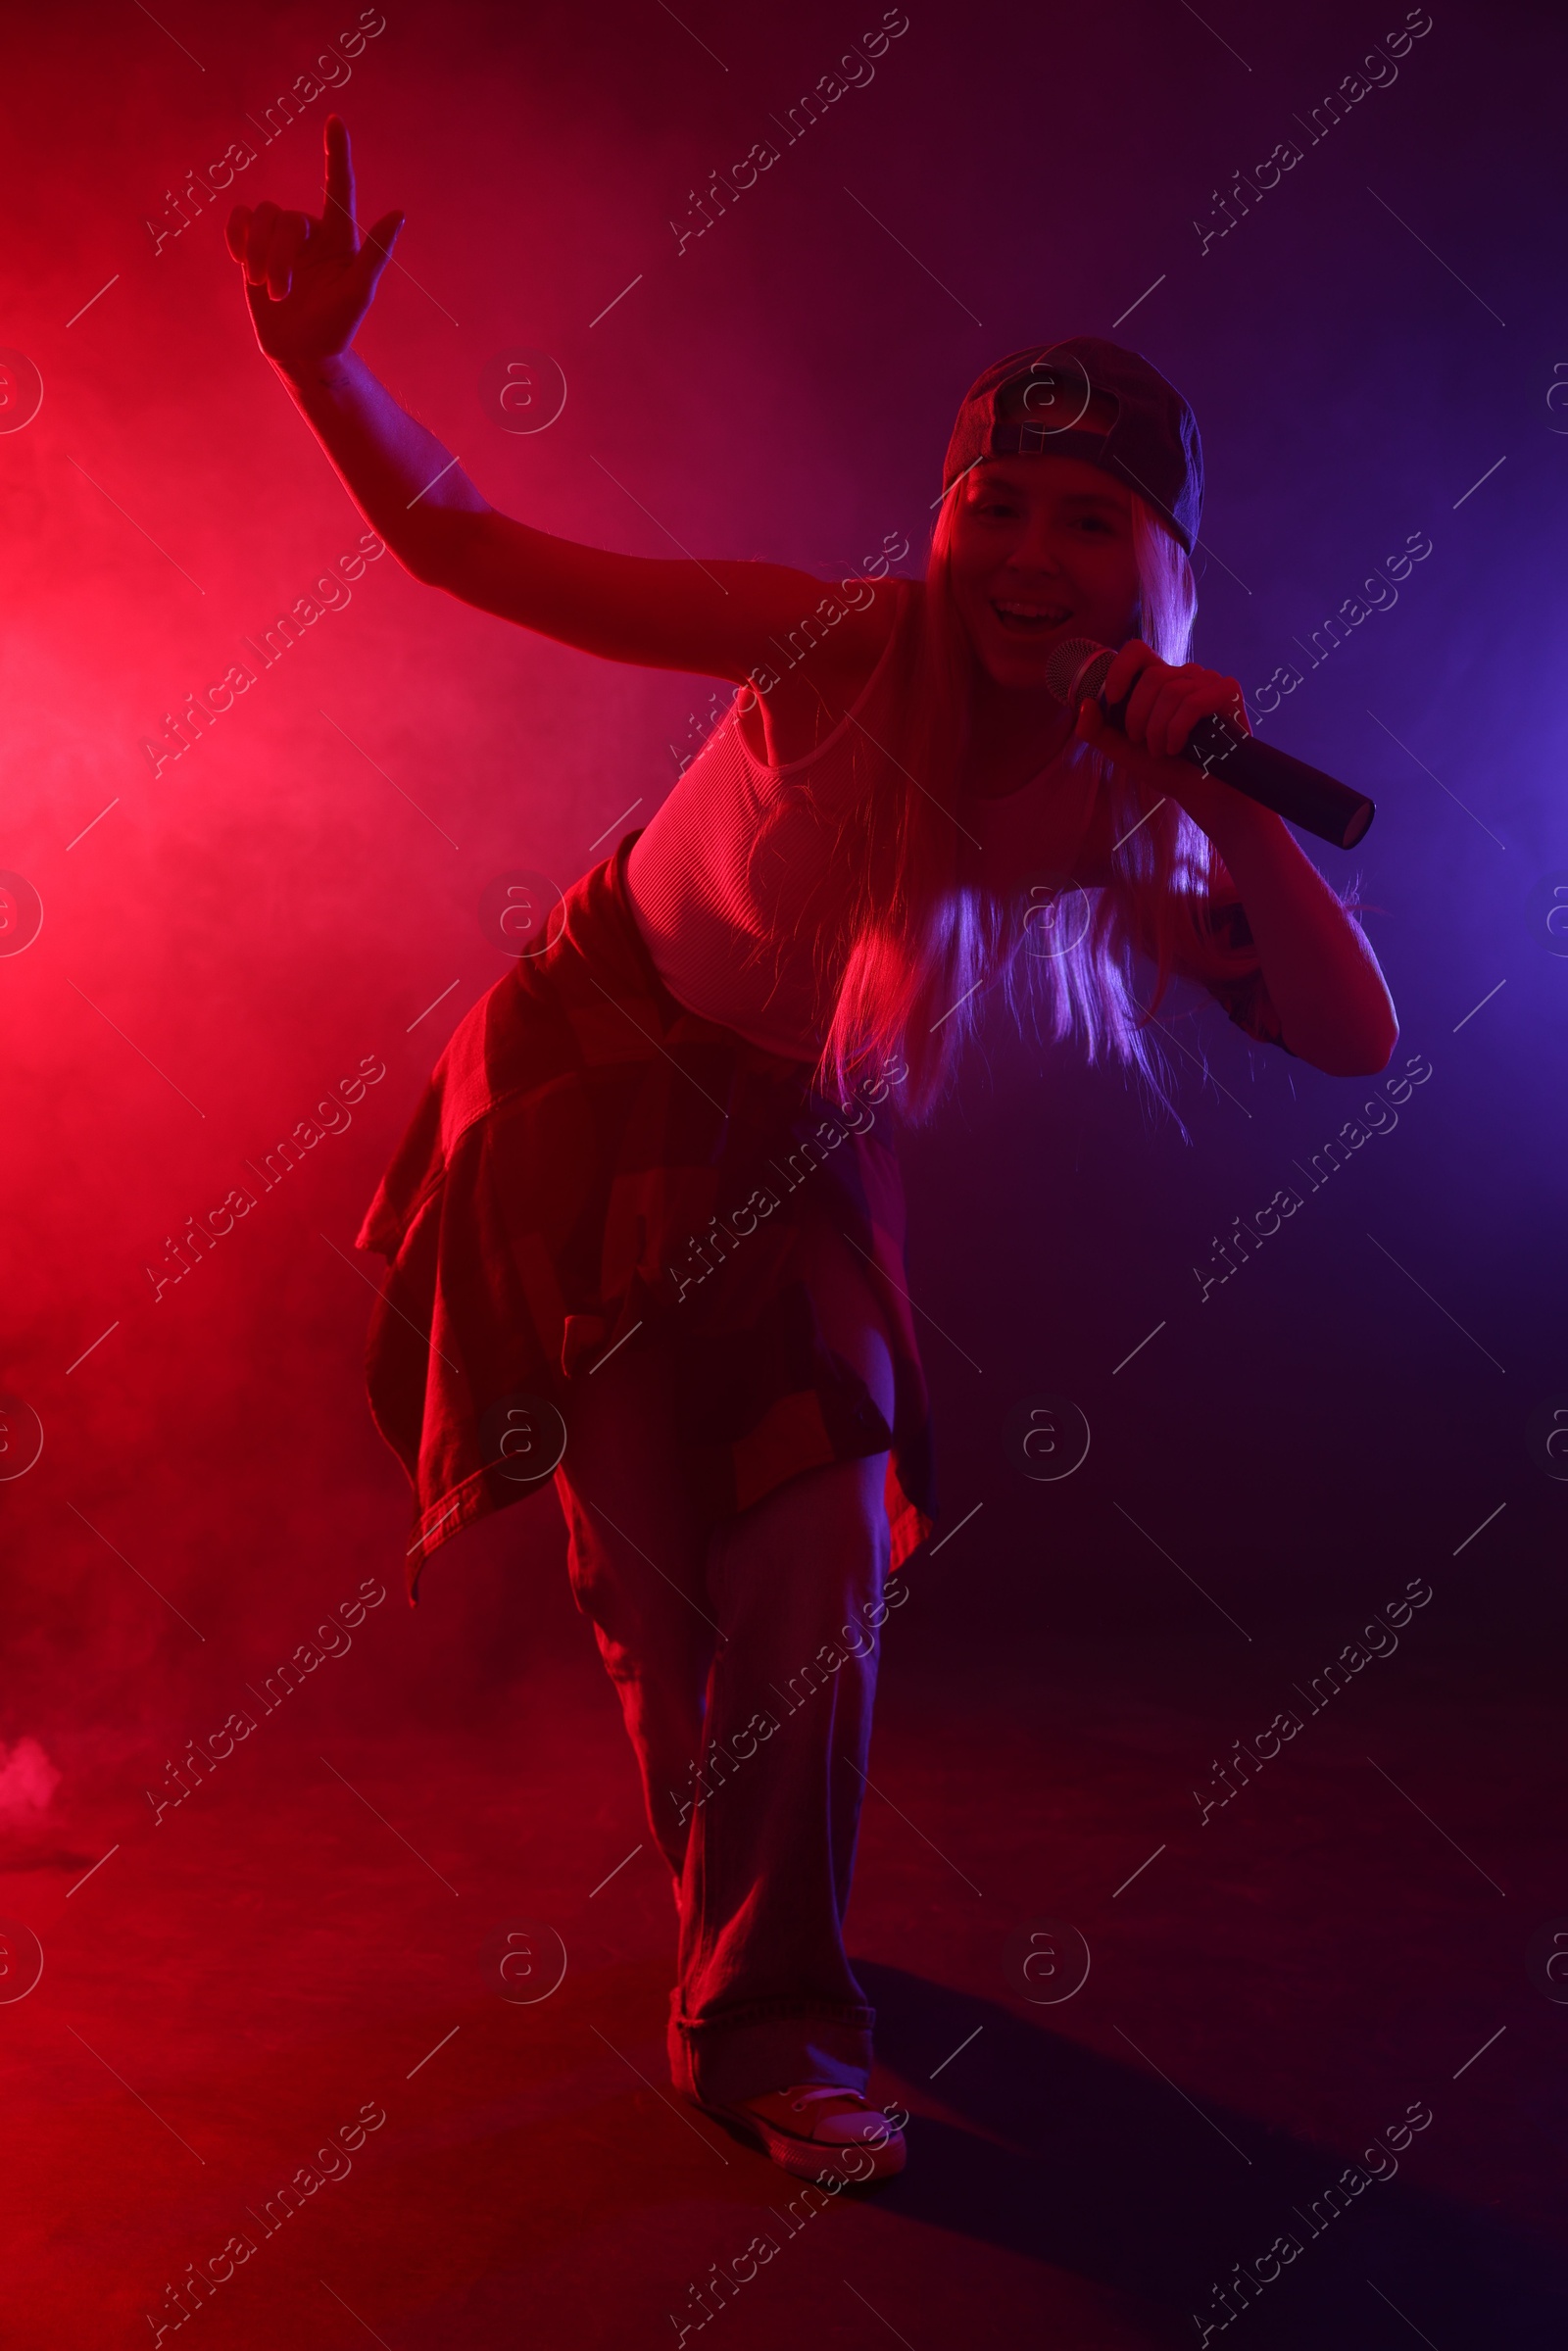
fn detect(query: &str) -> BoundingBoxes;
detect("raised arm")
[226,117,888,683]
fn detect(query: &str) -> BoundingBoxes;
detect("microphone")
[1044,638,1375,852]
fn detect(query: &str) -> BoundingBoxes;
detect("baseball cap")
[942,336,1204,554]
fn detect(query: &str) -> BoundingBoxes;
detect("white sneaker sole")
[694,2099,907,2182]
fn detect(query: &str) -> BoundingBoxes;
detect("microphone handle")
[1102,695,1376,851]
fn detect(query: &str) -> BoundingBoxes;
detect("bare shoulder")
[758,572,904,670]
[748,575,909,764]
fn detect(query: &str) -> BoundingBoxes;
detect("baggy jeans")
[554,1222,895,2110]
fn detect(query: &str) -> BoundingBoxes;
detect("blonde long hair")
[818,486,1259,1124]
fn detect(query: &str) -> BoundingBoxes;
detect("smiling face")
[946,439,1144,693]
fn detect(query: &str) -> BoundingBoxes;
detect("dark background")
[2,3,1563,2344]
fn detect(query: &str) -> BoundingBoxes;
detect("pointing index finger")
[322,112,358,253]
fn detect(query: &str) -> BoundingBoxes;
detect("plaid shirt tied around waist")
[356,837,935,1604]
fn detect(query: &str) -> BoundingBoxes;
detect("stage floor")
[9,1566,1564,2351]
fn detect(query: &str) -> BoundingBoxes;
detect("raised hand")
[225,115,403,374]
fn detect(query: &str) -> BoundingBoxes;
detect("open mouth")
[991,599,1072,635]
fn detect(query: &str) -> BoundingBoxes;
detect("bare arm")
[227,117,890,682]
[1074,645,1398,1076]
[1184,800,1397,1075]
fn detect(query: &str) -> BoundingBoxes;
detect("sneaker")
[697,2084,906,2182]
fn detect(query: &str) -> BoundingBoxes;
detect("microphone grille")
[1044,636,1114,708]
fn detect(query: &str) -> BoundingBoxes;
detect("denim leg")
[556,1220,899,2105]
[667,1443,892,2108]
[555,1329,717,1885]
[665,1214,898,2108]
